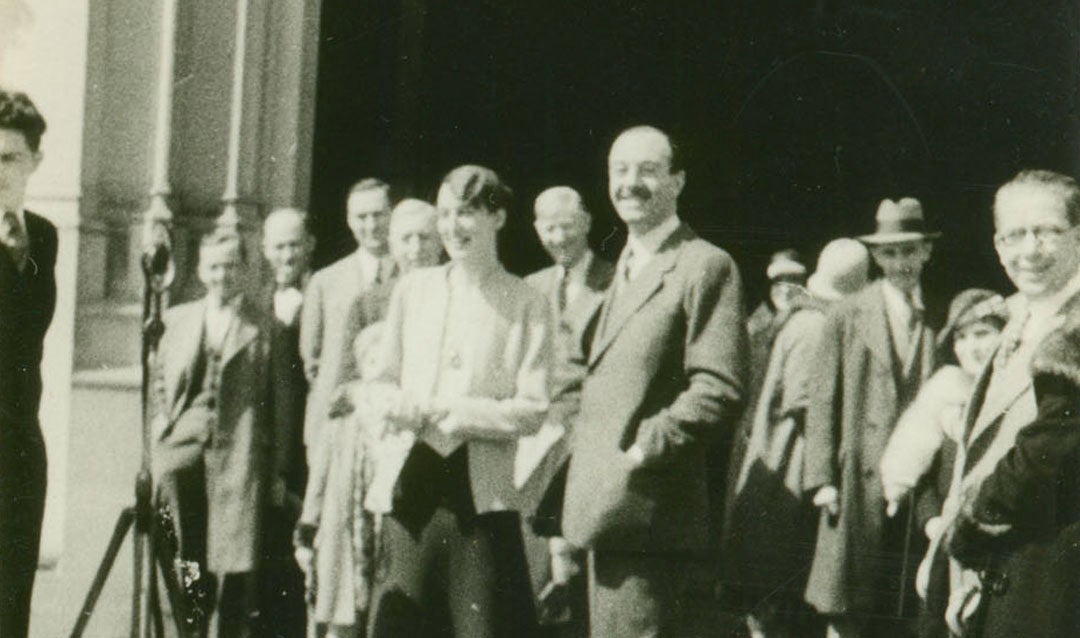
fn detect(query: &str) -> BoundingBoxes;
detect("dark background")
[307,0,1080,310]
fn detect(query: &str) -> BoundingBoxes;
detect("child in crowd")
[295,322,396,638]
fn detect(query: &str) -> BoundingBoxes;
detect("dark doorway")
[309,0,1080,307]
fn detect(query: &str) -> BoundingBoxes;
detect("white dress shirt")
[273,287,304,326]
[356,249,392,288]
[556,249,594,308]
[622,214,681,281]
[881,280,924,357]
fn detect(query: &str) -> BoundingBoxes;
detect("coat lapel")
[164,300,207,421]
[221,297,260,370]
[416,267,451,398]
[588,228,686,367]
[856,282,897,374]
[966,355,1033,445]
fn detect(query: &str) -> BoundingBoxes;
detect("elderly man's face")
[199,242,244,304]
[870,240,932,293]
[391,212,442,271]
[608,129,685,233]
[534,206,590,267]
[0,129,41,212]
[262,214,310,287]
[994,183,1080,300]
[346,188,391,255]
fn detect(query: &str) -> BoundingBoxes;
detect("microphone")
[141,217,175,290]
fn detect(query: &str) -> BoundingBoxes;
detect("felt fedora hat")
[765,249,808,283]
[859,197,941,245]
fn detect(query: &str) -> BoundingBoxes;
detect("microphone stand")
[69,236,198,637]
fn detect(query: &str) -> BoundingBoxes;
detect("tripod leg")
[69,508,137,638]
[154,531,201,637]
[150,558,166,638]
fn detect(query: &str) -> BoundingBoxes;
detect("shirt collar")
[881,279,923,312]
[4,208,27,233]
[559,249,593,284]
[275,270,310,292]
[207,293,243,317]
[626,214,681,260]
[1022,265,1080,323]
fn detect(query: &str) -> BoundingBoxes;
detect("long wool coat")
[723,299,825,607]
[802,281,936,615]
[152,296,270,573]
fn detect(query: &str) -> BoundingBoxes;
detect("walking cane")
[895,491,916,618]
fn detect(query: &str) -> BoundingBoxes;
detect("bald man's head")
[262,207,313,286]
[608,125,684,235]
[533,186,591,267]
[390,198,443,271]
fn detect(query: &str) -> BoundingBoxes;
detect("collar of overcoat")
[163,295,261,421]
[963,288,1080,446]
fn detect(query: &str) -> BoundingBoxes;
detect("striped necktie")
[1,210,28,271]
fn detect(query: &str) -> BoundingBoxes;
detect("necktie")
[622,247,637,283]
[556,266,569,314]
[906,292,924,335]
[1,210,28,271]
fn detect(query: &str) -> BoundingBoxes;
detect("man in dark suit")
[520,186,614,638]
[561,126,747,637]
[255,207,313,637]
[0,88,57,638]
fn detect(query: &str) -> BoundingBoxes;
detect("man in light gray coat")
[300,177,396,459]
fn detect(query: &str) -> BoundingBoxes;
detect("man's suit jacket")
[518,256,615,506]
[374,264,553,514]
[802,280,937,615]
[562,223,747,552]
[258,283,309,497]
[0,210,58,425]
[300,251,396,449]
[519,256,614,614]
[152,295,270,573]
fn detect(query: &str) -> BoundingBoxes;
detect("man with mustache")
[803,198,940,637]
[561,126,747,637]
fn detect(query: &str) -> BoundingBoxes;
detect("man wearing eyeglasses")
[934,170,1080,638]
[0,88,56,638]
